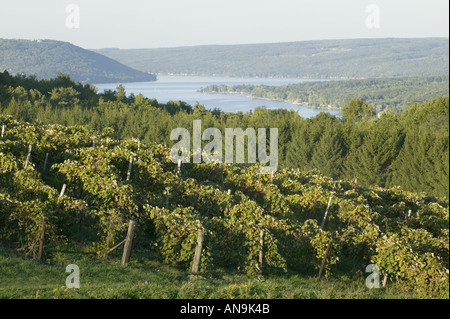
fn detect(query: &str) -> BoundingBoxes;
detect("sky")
[0,0,448,49]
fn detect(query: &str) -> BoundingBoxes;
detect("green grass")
[0,245,418,299]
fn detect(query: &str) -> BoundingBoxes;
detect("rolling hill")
[0,39,157,83]
[95,38,449,79]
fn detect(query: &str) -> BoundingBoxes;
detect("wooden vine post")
[221,162,225,189]
[59,184,67,198]
[126,156,133,181]
[24,145,32,169]
[177,159,182,176]
[115,157,137,265]
[258,229,264,275]
[36,184,66,261]
[121,220,137,266]
[165,189,170,207]
[317,197,333,279]
[191,230,205,273]
[382,274,388,287]
[321,197,332,230]
[43,151,49,171]
[78,208,85,242]
[318,240,333,279]
[36,217,46,261]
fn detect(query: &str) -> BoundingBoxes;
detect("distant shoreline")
[199,90,342,111]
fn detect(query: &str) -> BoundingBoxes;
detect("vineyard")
[0,115,448,298]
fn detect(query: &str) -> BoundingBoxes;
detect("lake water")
[94,75,341,118]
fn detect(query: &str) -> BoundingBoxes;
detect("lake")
[94,75,341,118]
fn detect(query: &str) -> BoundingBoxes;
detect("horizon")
[0,0,448,50]
[1,36,449,51]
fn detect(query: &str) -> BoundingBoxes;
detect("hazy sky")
[0,0,448,49]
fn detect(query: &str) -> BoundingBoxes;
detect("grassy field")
[0,243,420,300]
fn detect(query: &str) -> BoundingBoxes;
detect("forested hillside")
[0,72,448,198]
[0,39,157,83]
[95,38,449,79]
[200,75,449,113]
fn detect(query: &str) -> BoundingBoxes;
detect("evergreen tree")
[389,127,449,197]
[345,113,404,187]
[310,125,346,179]
[285,118,313,171]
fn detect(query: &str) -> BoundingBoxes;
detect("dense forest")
[0,71,448,198]
[95,38,449,79]
[0,39,157,83]
[200,75,449,113]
